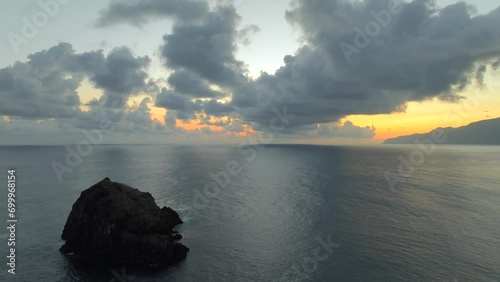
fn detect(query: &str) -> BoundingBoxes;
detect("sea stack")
[60,177,188,267]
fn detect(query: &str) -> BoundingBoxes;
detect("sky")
[0,0,499,145]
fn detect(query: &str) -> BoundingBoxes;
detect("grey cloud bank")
[1,0,500,143]
[0,43,155,118]
[235,0,500,130]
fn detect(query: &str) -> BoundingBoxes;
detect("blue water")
[0,144,499,281]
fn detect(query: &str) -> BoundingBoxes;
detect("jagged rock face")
[60,178,188,267]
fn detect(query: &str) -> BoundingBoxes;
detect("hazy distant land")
[384,118,500,145]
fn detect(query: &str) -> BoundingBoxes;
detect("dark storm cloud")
[283,0,500,100]
[230,0,500,132]
[168,70,225,98]
[0,43,156,118]
[96,0,500,139]
[97,0,248,88]
[151,3,254,128]
[96,1,250,125]
[203,99,235,117]
[68,46,156,108]
[233,46,408,131]
[155,88,199,111]
[99,1,250,126]
[0,43,81,118]
[86,48,153,94]
[97,1,246,87]
[96,0,210,27]
[155,87,234,120]
[160,5,247,87]
[155,88,202,120]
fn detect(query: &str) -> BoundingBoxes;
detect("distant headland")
[384,117,500,145]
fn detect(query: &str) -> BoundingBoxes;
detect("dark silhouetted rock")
[60,177,188,267]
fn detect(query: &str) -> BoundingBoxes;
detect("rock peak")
[60,179,188,267]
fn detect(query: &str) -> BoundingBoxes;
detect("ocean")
[0,144,499,281]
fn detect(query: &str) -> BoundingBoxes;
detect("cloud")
[225,119,246,133]
[199,115,232,127]
[90,48,153,92]
[96,0,210,27]
[167,70,225,98]
[238,24,261,46]
[149,0,500,138]
[98,1,252,130]
[203,99,235,117]
[67,46,157,108]
[164,110,178,129]
[476,64,487,86]
[0,43,157,120]
[0,43,82,119]
[492,60,500,70]
[4,0,500,143]
[153,3,251,123]
[98,0,250,88]
[233,46,408,130]
[160,4,247,87]
[315,121,376,139]
[155,89,197,111]
[230,0,500,131]
[155,88,202,120]
[0,42,164,142]
[155,87,234,120]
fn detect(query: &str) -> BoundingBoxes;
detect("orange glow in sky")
[345,84,500,141]
[76,75,500,143]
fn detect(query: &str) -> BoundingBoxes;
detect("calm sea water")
[0,144,499,281]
